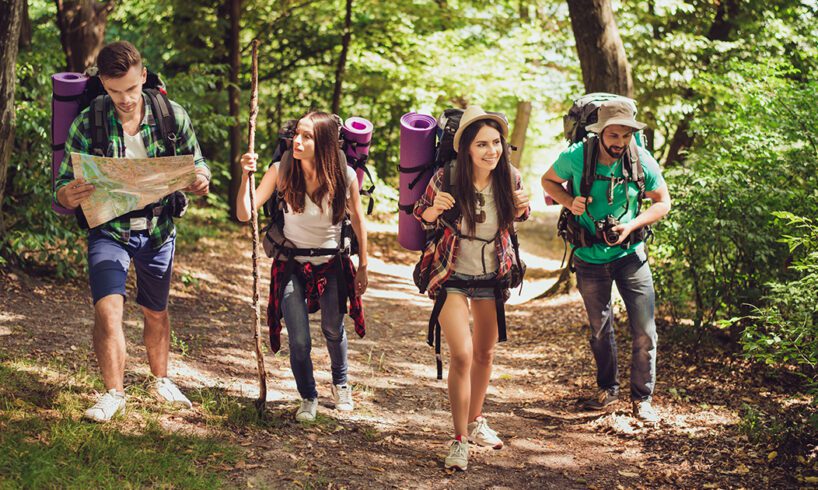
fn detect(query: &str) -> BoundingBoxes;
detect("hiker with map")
[54,41,209,422]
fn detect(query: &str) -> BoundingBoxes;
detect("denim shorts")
[444,272,498,300]
[87,229,175,311]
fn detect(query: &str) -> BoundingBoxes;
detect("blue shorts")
[444,272,498,300]
[87,230,175,311]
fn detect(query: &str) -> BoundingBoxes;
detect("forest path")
[0,218,791,488]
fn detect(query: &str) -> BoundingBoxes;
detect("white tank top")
[275,161,356,264]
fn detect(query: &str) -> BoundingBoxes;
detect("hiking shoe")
[83,389,126,423]
[444,439,469,471]
[154,377,193,408]
[468,416,503,449]
[331,384,354,412]
[578,387,620,410]
[633,399,660,424]
[295,398,318,422]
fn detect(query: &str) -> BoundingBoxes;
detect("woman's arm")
[413,169,453,228]
[236,153,278,223]
[513,168,531,222]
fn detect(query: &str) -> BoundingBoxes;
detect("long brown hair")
[454,119,516,235]
[279,112,347,224]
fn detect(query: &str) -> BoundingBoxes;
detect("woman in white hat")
[413,106,530,471]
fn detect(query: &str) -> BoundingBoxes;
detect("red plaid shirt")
[413,167,530,299]
[267,256,365,353]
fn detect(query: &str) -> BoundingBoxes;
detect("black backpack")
[79,70,178,158]
[398,108,514,201]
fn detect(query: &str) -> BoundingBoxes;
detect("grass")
[192,386,285,430]
[0,358,240,488]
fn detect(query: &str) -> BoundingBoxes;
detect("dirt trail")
[0,220,795,488]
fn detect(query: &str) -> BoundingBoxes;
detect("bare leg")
[468,298,498,421]
[142,306,170,378]
[93,294,126,391]
[439,293,472,438]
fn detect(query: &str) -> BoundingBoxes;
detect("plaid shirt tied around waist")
[267,256,366,353]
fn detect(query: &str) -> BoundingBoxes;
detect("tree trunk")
[509,100,531,168]
[535,265,575,299]
[0,0,25,235]
[566,0,633,97]
[226,0,242,221]
[19,0,31,48]
[54,0,114,72]
[331,0,353,115]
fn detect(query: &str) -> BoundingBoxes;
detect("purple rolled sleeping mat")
[51,72,88,214]
[398,112,437,251]
[341,116,375,213]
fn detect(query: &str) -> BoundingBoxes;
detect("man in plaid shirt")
[54,41,210,422]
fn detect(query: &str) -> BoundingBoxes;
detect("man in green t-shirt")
[541,100,671,423]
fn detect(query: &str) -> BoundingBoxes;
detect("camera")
[595,214,620,244]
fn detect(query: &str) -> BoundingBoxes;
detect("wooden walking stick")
[247,39,268,414]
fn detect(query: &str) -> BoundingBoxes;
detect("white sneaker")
[633,399,661,424]
[331,384,354,411]
[295,398,318,422]
[468,416,503,449]
[83,389,126,423]
[444,439,469,471]
[154,377,193,408]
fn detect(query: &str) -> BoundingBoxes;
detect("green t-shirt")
[552,140,665,264]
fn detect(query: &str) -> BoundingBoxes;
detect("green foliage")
[652,58,818,327]
[741,212,818,391]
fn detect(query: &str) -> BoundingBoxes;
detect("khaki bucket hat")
[585,100,647,133]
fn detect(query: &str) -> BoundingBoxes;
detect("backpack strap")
[89,95,109,157]
[144,88,177,156]
[438,160,461,226]
[580,135,599,197]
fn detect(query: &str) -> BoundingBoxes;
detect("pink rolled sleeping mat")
[398,112,437,251]
[341,116,373,189]
[51,72,88,214]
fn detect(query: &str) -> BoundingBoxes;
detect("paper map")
[71,153,196,228]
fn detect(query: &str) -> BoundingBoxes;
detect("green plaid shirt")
[54,93,209,249]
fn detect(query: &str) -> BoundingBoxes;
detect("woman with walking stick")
[236,111,368,422]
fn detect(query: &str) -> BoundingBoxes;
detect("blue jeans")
[574,247,657,401]
[280,268,348,400]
